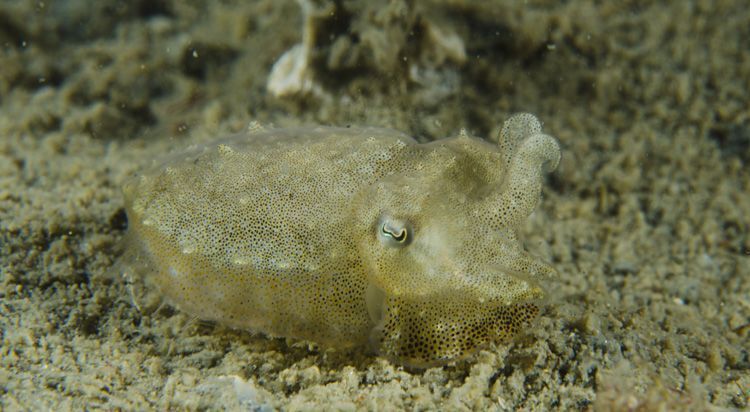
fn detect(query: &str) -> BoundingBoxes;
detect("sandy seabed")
[1,1,748,410]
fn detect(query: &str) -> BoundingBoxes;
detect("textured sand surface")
[1,1,748,410]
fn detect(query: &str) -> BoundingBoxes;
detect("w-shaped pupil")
[382,224,407,242]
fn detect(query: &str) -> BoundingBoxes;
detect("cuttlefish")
[121,113,561,367]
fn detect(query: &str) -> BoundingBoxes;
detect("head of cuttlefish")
[353,114,561,368]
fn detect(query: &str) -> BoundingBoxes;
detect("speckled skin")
[122,114,561,367]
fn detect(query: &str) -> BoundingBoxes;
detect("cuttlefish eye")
[378,217,413,247]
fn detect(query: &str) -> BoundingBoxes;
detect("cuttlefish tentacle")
[484,115,561,230]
